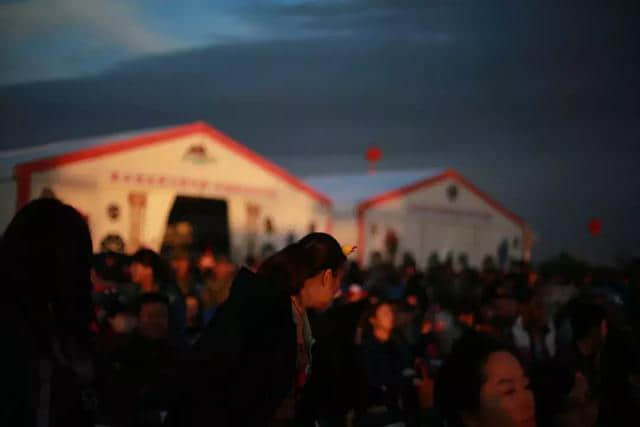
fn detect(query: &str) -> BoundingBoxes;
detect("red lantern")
[366,147,382,162]
[366,147,382,173]
[588,218,602,236]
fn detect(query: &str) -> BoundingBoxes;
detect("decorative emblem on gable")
[183,144,215,164]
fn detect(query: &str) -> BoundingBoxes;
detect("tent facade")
[307,169,533,270]
[1,122,331,259]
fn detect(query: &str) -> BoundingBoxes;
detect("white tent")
[306,169,533,269]
[0,122,332,259]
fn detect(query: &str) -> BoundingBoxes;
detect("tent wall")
[360,176,524,269]
[16,130,330,259]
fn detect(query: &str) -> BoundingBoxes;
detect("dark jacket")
[177,268,296,427]
[2,306,96,427]
[298,299,370,422]
[101,333,184,426]
[354,334,413,427]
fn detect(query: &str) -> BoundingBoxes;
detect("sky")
[1,0,639,264]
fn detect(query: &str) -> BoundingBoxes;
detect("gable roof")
[306,168,445,212]
[306,168,527,229]
[0,126,172,179]
[7,122,331,206]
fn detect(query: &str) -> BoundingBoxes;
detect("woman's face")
[469,351,536,427]
[306,267,344,311]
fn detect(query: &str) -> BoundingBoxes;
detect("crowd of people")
[2,198,640,427]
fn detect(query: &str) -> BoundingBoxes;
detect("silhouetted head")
[1,198,93,354]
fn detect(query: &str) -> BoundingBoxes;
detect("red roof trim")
[448,169,526,229]
[357,169,526,229]
[357,172,450,214]
[197,123,331,205]
[14,123,202,175]
[14,121,331,206]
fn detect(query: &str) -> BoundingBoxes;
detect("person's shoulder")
[232,267,257,286]
[227,267,259,298]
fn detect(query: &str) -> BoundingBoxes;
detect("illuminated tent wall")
[306,169,533,270]
[0,122,331,259]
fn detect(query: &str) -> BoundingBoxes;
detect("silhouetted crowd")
[3,199,640,427]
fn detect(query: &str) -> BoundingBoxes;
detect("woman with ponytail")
[179,233,347,427]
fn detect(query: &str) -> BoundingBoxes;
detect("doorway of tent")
[162,196,230,256]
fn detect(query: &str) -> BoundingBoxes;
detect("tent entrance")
[163,196,230,254]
